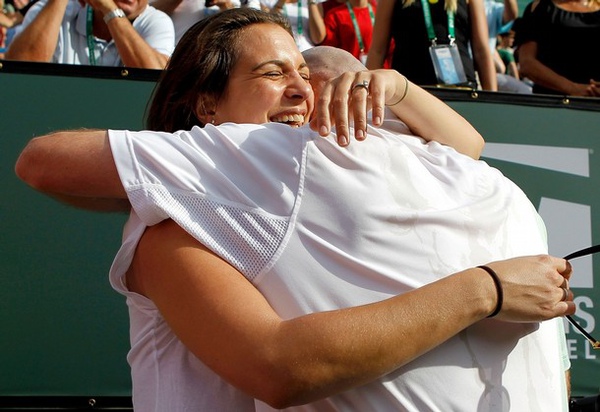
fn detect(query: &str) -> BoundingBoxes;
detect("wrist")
[464,266,502,318]
[103,8,126,23]
[477,266,503,318]
[385,74,409,107]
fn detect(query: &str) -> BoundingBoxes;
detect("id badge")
[359,51,368,66]
[428,43,467,85]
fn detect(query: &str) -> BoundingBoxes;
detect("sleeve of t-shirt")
[107,123,307,226]
[513,1,540,46]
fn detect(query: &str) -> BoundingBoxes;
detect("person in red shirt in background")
[312,0,394,67]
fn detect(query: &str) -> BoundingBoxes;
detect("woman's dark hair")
[146,8,292,132]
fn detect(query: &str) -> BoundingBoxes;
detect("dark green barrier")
[1,61,599,402]
[0,62,157,399]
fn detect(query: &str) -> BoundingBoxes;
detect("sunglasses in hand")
[563,245,600,350]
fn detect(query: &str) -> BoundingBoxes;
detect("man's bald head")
[302,46,366,101]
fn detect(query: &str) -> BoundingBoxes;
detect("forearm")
[519,53,576,95]
[266,268,494,406]
[508,62,520,79]
[386,73,485,159]
[5,0,67,61]
[364,0,391,69]
[15,129,127,201]
[307,2,325,44]
[136,221,496,408]
[503,0,518,23]
[473,46,498,91]
[270,0,286,13]
[136,220,573,408]
[105,17,169,69]
[493,50,506,73]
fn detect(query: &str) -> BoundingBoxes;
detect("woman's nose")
[286,72,312,100]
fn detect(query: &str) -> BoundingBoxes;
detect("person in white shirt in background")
[6,0,174,68]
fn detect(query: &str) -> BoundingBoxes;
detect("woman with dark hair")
[147,9,293,132]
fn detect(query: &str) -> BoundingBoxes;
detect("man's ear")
[195,96,216,125]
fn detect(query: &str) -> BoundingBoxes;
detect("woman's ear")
[195,97,216,125]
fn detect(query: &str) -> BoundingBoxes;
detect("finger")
[312,81,334,138]
[368,75,385,127]
[556,300,576,316]
[559,287,569,302]
[562,259,573,280]
[331,74,356,146]
[350,79,370,141]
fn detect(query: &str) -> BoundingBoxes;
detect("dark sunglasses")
[563,245,600,350]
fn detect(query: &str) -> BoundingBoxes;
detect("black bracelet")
[477,265,503,318]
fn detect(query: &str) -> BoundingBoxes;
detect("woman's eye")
[264,71,283,78]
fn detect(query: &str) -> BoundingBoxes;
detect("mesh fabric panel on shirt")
[131,188,289,282]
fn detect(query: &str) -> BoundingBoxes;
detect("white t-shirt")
[18,0,175,66]
[108,119,569,411]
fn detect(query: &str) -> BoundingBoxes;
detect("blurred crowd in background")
[1,0,598,96]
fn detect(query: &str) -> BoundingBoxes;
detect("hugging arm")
[15,129,130,211]
[128,219,574,408]
[311,69,485,159]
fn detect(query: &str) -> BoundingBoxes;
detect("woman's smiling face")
[213,23,314,127]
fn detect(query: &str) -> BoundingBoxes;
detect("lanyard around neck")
[86,6,97,66]
[419,0,455,45]
[284,0,303,36]
[346,1,374,52]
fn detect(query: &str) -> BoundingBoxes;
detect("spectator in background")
[5,0,174,69]
[151,0,260,45]
[0,0,32,53]
[484,0,516,50]
[483,0,532,92]
[496,30,518,78]
[297,0,344,50]
[319,0,393,67]
[515,0,600,96]
[495,28,532,93]
[366,0,497,91]
[263,0,321,50]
